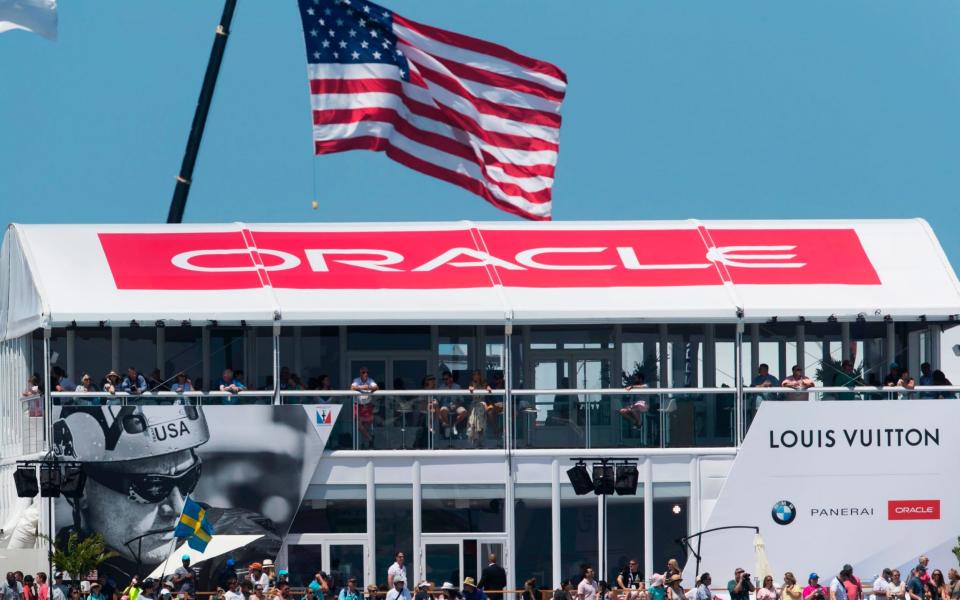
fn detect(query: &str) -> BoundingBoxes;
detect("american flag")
[297,0,567,221]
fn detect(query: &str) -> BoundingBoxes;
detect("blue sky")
[1,1,959,268]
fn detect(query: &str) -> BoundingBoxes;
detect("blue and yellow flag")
[174,497,214,553]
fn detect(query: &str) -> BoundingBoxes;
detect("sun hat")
[441,583,457,591]
[463,578,477,589]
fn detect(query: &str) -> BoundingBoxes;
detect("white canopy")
[2,219,959,340]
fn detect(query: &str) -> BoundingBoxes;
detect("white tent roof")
[2,219,959,340]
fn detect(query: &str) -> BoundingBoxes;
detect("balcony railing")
[42,385,960,452]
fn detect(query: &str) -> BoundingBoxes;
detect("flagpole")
[166,0,239,224]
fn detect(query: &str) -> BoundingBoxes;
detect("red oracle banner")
[888,500,941,521]
[97,228,881,291]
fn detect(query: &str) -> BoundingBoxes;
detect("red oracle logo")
[888,500,941,521]
[96,228,881,291]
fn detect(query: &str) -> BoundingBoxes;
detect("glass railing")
[50,390,275,405]
[279,389,507,451]
[45,384,960,451]
[0,395,46,458]
[511,388,738,449]
[742,385,960,435]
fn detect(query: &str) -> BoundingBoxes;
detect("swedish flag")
[174,497,215,552]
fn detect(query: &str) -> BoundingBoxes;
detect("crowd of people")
[6,555,959,600]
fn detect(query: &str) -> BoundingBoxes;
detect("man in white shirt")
[224,578,244,600]
[577,567,597,600]
[872,569,892,600]
[352,367,379,447]
[385,577,411,600]
[782,365,815,401]
[387,552,407,587]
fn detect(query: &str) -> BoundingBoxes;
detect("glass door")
[282,535,371,591]
[421,536,508,588]
[424,542,461,588]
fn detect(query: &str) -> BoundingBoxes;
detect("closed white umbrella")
[754,533,772,585]
[147,534,264,580]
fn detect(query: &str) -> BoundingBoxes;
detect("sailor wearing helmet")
[53,405,281,582]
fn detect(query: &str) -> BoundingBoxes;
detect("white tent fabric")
[146,534,264,580]
[1,219,959,340]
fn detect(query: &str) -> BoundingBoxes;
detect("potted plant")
[44,532,119,582]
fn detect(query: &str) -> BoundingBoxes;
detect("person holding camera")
[728,569,754,600]
[803,575,827,600]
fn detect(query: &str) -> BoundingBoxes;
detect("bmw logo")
[772,500,796,525]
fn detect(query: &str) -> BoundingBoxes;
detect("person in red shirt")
[36,573,49,600]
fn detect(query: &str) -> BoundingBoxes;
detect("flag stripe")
[392,14,567,85]
[309,81,559,152]
[315,136,551,220]
[427,52,565,103]
[403,46,562,126]
[313,118,554,196]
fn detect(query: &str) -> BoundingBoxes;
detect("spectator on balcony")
[101,371,121,394]
[919,363,934,387]
[831,360,863,400]
[436,370,467,439]
[782,366,815,400]
[75,374,99,393]
[931,371,956,399]
[466,370,492,445]
[147,369,168,392]
[171,372,193,394]
[121,367,148,394]
[620,374,649,431]
[22,374,42,397]
[892,370,916,391]
[752,364,780,388]
[219,369,247,394]
[52,366,76,392]
[883,363,901,387]
[352,367,379,447]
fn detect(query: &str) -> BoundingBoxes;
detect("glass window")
[422,484,505,533]
[560,484,598,584]
[348,326,430,351]
[652,483,689,572]
[530,326,615,350]
[209,327,245,387]
[515,484,552,586]
[289,484,366,533]
[163,326,202,385]
[376,484,413,583]
[301,326,340,388]
[120,327,157,382]
[75,328,111,387]
[606,494,644,584]
[438,325,475,382]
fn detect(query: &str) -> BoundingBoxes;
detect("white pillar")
[504,451,516,592]
[551,459,562,589]
[111,327,120,373]
[688,457,701,551]
[642,459,654,583]
[412,459,422,582]
[367,460,376,586]
[930,326,942,369]
[886,321,897,368]
[841,323,851,362]
[201,327,211,393]
[66,328,76,382]
[796,323,806,372]
[658,324,669,388]
[597,492,606,582]
[750,324,760,378]
[156,327,166,374]
[703,324,716,387]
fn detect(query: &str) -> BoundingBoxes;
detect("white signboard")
[691,400,956,584]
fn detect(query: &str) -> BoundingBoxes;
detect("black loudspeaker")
[40,465,61,497]
[60,466,86,498]
[14,466,39,498]
[593,464,615,495]
[615,464,639,496]
[566,463,593,495]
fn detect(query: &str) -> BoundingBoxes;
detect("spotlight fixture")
[614,463,639,496]
[60,466,87,498]
[672,504,682,515]
[593,463,615,496]
[13,466,38,498]
[566,462,593,495]
[39,465,61,498]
